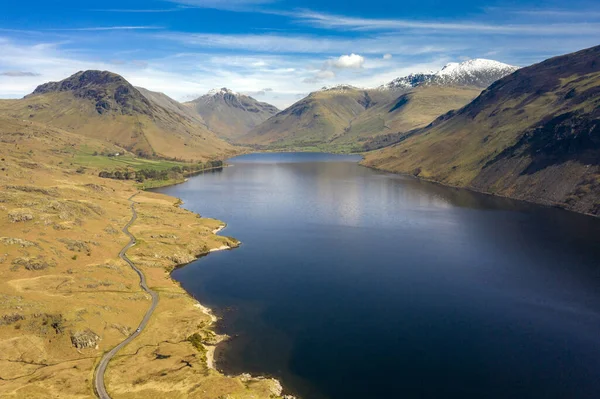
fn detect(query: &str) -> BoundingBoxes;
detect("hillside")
[0,71,236,161]
[333,85,482,149]
[0,116,285,397]
[238,85,396,150]
[185,88,279,141]
[241,60,517,151]
[136,86,206,125]
[364,45,600,215]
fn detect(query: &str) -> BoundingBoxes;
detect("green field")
[73,151,186,172]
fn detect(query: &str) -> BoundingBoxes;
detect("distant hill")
[240,60,518,151]
[185,88,279,141]
[0,70,236,161]
[364,45,600,215]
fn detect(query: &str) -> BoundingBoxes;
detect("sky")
[1,0,599,108]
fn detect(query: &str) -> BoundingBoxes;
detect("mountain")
[135,86,206,125]
[0,70,235,161]
[380,59,519,90]
[237,85,397,150]
[333,85,483,150]
[241,59,518,151]
[433,59,519,87]
[363,45,600,216]
[185,88,279,141]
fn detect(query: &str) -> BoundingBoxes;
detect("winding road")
[94,194,159,399]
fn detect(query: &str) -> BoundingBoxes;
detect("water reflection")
[156,153,600,399]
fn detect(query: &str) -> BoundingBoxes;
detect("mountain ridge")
[363,45,600,215]
[240,58,517,150]
[379,59,519,90]
[1,70,236,161]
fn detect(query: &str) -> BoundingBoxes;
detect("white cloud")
[158,32,451,55]
[1,7,599,111]
[330,53,364,69]
[291,9,600,36]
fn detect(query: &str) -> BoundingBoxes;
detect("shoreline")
[137,165,230,190]
[0,121,290,398]
[360,160,600,220]
[151,183,295,398]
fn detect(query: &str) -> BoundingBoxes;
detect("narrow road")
[94,194,159,399]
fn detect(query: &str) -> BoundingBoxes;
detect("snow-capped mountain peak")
[436,59,518,77]
[437,62,461,75]
[206,87,239,96]
[380,59,519,90]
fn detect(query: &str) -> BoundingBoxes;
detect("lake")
[155,152,600,399]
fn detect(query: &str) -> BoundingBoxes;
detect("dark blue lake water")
[155,152,600,399]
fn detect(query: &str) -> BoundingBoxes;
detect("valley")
[238,59,518,152]
[1,38,599,399]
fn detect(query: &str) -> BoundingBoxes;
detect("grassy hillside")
[0,116,286,398]
[364,45,600,215]
[238,86,395,150]
[0,71,238,162]
[334,85,481,150]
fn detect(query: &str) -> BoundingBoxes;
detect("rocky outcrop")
[29,70,152,115]
[70,329,101,349]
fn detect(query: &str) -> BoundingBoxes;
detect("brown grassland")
[0,117,285,398]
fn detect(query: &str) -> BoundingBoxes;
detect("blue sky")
[1,0,599,108]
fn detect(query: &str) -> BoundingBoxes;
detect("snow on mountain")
[205,87,239,97]
[434,59,519,87]
[317,84,362,93]
[380,59,519,90]
[379,73,435,90]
